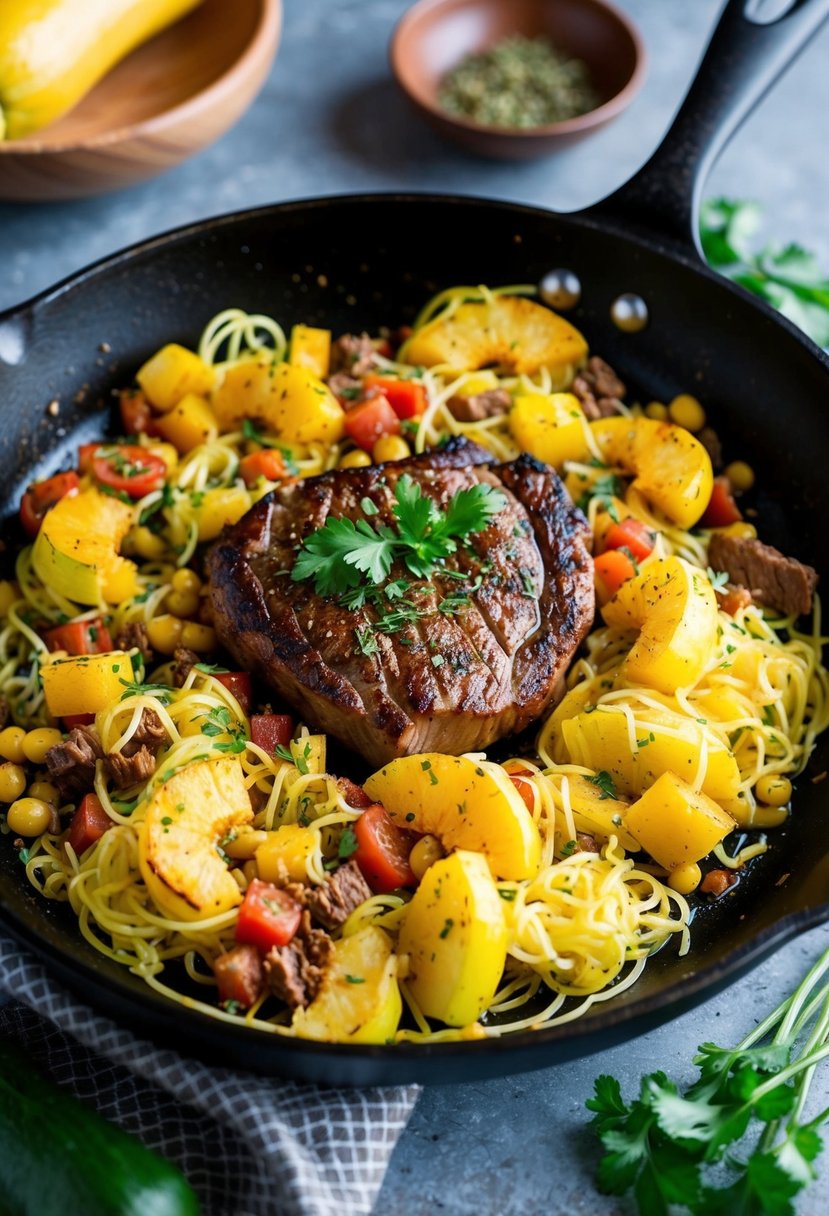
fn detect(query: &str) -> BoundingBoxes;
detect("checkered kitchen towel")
[0,934,419,1216]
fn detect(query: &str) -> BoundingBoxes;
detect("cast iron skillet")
[0,0,827,1086]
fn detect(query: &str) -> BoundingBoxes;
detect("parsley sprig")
[291,475,505,605]
[588,943,829,1214]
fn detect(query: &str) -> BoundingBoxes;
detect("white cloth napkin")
[0,934,420,1216]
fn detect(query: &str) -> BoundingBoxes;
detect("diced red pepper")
[119,389,163,438]
[336,776,373,809]
[66,793,112,857]
[363,375,426,420]
[353,804,417,893]
[44,618,114,656]
[603,518,656,563]
[509,769,537,813]
[62,713,95,729]
[213,943,264,1009]
[19,471,80,538]
[250,714,294,754]
[595,549,637,598]
[235,879,303,952]
[239,449,285,487]
[701,477,743,528]
[213,671,252,715]
[80,443,167,498]
[343,395,401,451]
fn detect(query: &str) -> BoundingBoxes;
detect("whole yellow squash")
[0,0,202,140]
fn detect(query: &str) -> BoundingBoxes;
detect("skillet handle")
[587,0,829,257]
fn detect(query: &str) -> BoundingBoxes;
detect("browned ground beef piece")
[106,746,157,789]
[327,371,363,404]
[330,333,384,376]
[172,647,200,687]
[115,620,153,663]
[45,726,104,798]
[263,912,334,1009]
[700,868,738,897]
[576,832,600,853]
[122,707,167,756]
[571,356,626,420]
[447,388,512,423]
[305,859,373,930]
[213,943,264,1009]
[708,533,818,618]
[697,426,723,470]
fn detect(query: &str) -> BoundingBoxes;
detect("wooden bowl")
[0,0,282,202]
[390,0,646,159]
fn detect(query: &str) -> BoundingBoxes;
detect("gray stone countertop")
[1,1,828,1213]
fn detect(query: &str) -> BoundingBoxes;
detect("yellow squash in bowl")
[0,0,202,141]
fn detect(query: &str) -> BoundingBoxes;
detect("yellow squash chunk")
[624,771,736,871]
[256,824,318,883]
[138,756,253,922]
[399,850,507,1027]
[212,359,345,444]
[292,927,401,1044]
[591,416,713,528]
[136,343,215,412]
[185,486,251,541]
[561,706,741,802]
[289,324,331,379]
[601,557,719,694]
[401,296,588,378]
[509,392,591,468]
[41,651,132,717]
[364,752,541,880]
[563,774,639,852]
[544,674,614,764]
[156,393,219,453]
[32,488,138,605]
[0,0,201,141]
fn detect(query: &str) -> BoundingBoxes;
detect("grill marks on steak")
[207,439,593,766]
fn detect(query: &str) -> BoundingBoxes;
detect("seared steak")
[207,438,593,766]
[708,532,818,618]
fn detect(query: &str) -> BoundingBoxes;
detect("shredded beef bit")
[263,911,334,1009]
[115,621,154,664]
[327,371,364,405]
[45,726,103,798]
[708,533,818,618]
[447,387,512,423]
[106,746,157,789]
[305,858,373,930]
[330,333,385,376]
[121,707,167,757]
[172,647,200,687]
[571,356,626,420]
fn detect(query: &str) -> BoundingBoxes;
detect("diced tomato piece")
[83,444,167,498]
[19,471,80,538]
[509,769,537,813]
[62,713,95,729]
[44,618,114,656]
[701,477,743,527]
[353,804,417,893]
[250,713,294,754]
[239,449,285,487]
[119,389,163,438]
[343,395,400,451]
[603,518,656,562]
[363,375,426,420]
[595,549,637,598]
[235,879,303,952]
[214,671,252,715]
[66,793,112,857]
[213,943,264,1009]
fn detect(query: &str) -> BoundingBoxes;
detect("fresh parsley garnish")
[587,771,618,801]
[291,474,506,601]
[338,826,359,859]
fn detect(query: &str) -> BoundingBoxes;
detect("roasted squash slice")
[211,359,345,444]
[32,487,138,605]
[138,756,253,922]
[400,296,588,378]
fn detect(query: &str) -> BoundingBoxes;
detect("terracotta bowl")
[390,0,646,159]
[0,0,282,202]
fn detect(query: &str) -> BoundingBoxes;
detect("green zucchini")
[0,1037,200,1216]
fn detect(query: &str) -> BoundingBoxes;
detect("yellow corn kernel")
[0,580,20,618]
[6,797,53,837]
[157,394,219,454]
[165,589,199,619]
[136,344,215,412]
[28,780,60,806]
[22,728,64,766]
[0,763,26,803]
[725,461,755,492]
[125,526,167,561]
[669,394,706,432]
[644,401,668,420]
[409,834,445,881]
[171,568,202,596]
[668,862,702,894]
[146,614,184,656]
[0,727,27,764]
[180,621,216,653]
[339,449,373,470]
[372,435,411,463]
[755,773,792,807]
